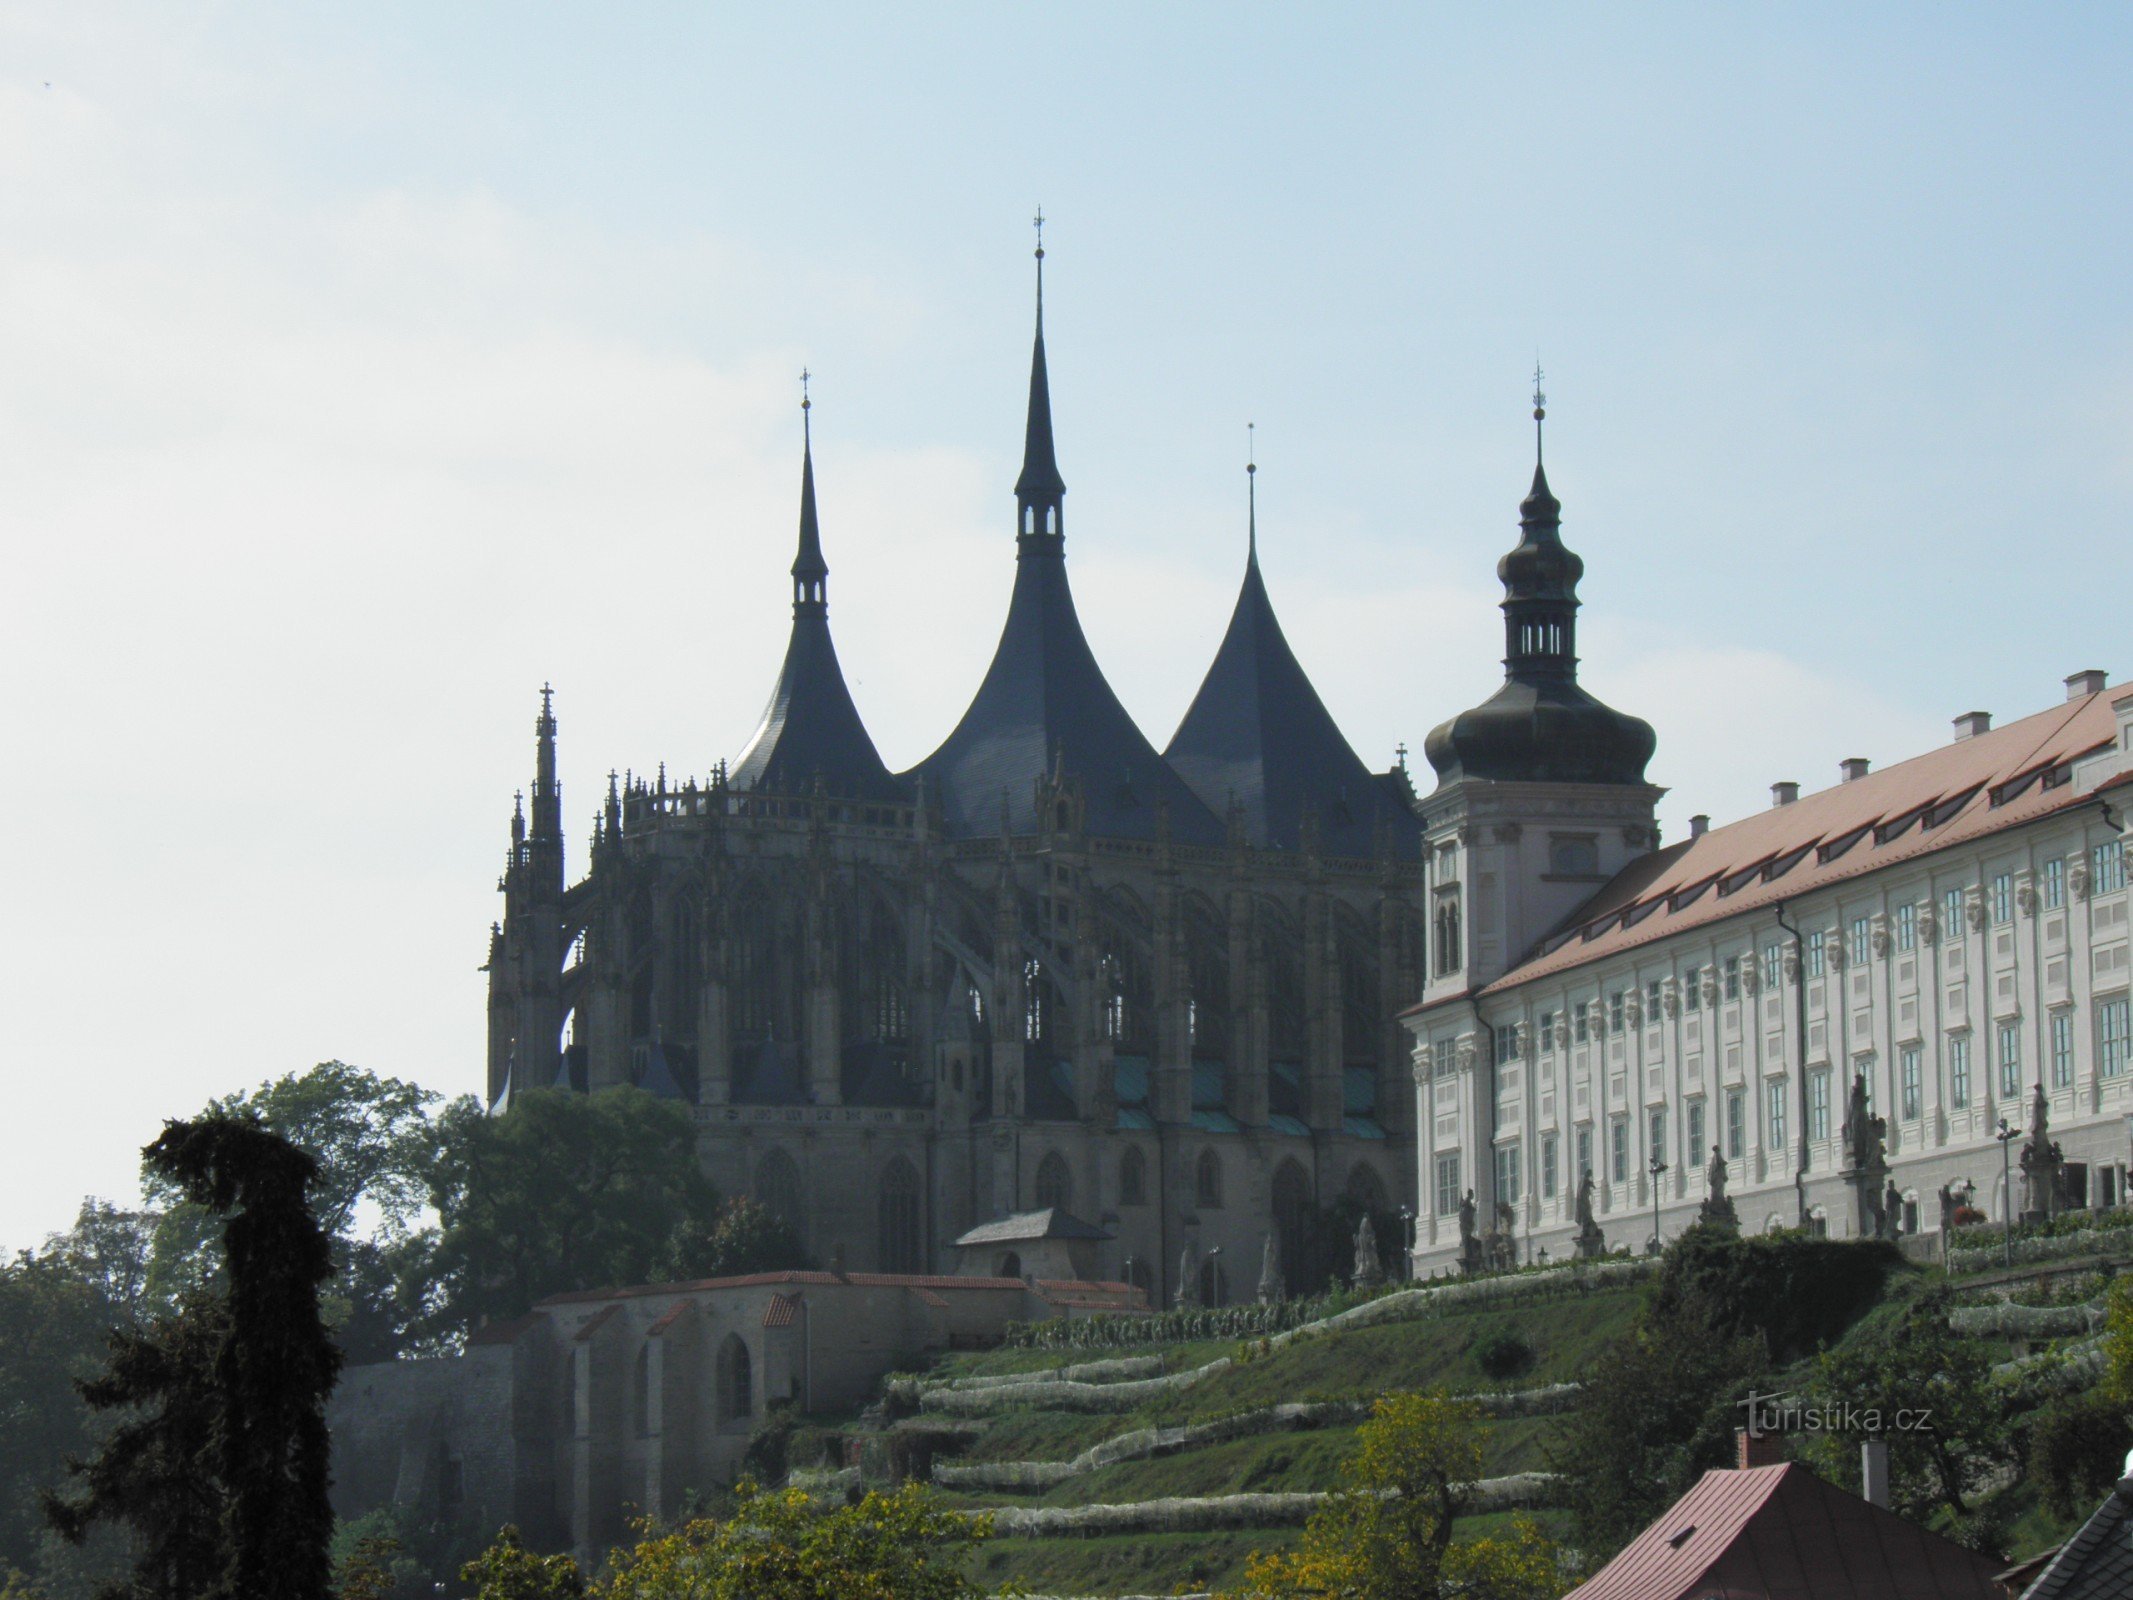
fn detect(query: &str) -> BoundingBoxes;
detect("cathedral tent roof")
[729,409,906,804]
[907,250,1222,845]
[1165,493,1418,856]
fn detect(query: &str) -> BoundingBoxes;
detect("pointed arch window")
[1195,1149,1224,1210]
[1119,1146,1147,1207]
[754,1147,804,1244]
[878,1157,923,1274]
[1034,1151,1072,1212]
[716,1334,753,1427]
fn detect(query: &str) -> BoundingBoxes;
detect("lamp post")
[1398,1205,1415,1281]
[1996,1118,2018,1269]
[1648,1152,1669,1256]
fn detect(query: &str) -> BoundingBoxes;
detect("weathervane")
[1532,360,1546,463]
[1033,205,1045,260]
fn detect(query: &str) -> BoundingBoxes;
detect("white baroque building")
[1403,436,2133,1272]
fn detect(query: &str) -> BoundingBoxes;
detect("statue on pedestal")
[1457,1188,1483,1275]
[1699,1144,1739,1232]
[2019,1082,2065,1225]
[1882,1178,1904,1240]
[1175,1242,1200,1309]
[1839,1070,1890,1238]
[1574,1168,1606,1260]
[1257,1232,1282,1305]
[1352,1214,1385,1289]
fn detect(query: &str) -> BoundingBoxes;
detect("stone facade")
[328,1271,1136,1562]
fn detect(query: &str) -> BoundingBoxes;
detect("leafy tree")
[459,1527,584,1600]
[48,1114,341,1600]
[419,1089,725,1342]
[1550,1298,1766,1565]
[690,1197,812,1280]
[595,1482,990,1600]
[2105,1274,2133,1402]
[0,1252,111,1580]
[1803,1287,2012,1531]
[2029,1391,2133,1521]
[1655,1225,1899,1365]
[1221,1393,1558,1600]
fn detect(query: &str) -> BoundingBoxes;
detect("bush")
[1473,1332,1535,1382]
[1656,1225,1899,1364]
[2031,1393,2133,1519]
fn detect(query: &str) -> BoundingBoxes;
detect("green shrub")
[2030,1392,2133,1519]
[1655,1225,1899,1364]
[1473,1332,1535,1382]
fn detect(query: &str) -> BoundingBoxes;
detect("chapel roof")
[1164,467,1419,857]
[952,1207,1115,1247]
[728,406,906,804]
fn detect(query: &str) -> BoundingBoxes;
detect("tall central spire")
[792,369,827,614]
[1013,208,1066,540]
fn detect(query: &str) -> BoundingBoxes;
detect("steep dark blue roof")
[1165,540,1418,857]
[729,426,906,803]
[908,263,1222,845]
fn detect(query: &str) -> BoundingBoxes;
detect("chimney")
[1737,1428,1783,1469]
[2067,669,2107,700]
[1861,1439,1890,1508]
[1953,711,1992,742]
[1840,758,1870,783]
[1771,782,1799,808]
[1689,814,1710,839]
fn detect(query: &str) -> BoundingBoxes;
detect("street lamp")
[1648,1152,1669,1256]
[1996,1118,2019,1269]
[1397,1206,1415,1281]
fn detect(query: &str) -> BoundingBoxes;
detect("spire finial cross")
[800,367,811,411]
[1531,359,1546,465]
[1033,205,1045,260]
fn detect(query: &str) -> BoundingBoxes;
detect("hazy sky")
[4,4,2130,1250]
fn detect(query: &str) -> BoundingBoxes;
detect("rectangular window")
[1494,1024,1520,1064]
[1991,872,2014,926]
[2101,999,2131,1080]
[1806,929,1826,977]
[1896,902,1916,952]
[1809,1070,1831,1142]
[2043,857,2066,911]
[1541,1133,1558,1200]
[1434,1152,1462,1217]
[1611,1119,1628,1183]
[1900,1044,1921,1121]
[1610,991,1625,1034]
[1762,942,1783,990]
[1726,1089,1745,1159]
[1575,1005,1590,1044]
[2097,840,2128,894]
[1538,1011,1555,1052]
[1685,966,1702,1012]
[1647,1107,1666,1170]
[1765,1078,1787,1151]
[1647,979,1663,1017]
[1998,1021,2021,1099]
[1943,887,1966,939]
[1848,917,1872,967]
[1576,1125,1593,1185]
[1724,955,1741,1000]
[2052,1012,2075,1089]
[1949,1033,1971,1109]
[1687,1100,1705,1160]
[1494,1143,1521,1205]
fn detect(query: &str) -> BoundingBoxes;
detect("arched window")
[754,1147,804,1244]
[1272,1159,1314,1299]
[1119,1146,1147,1207]
[1034,1151,1072,1213]
[1434,897,1462,977]
[1266,923,1305,1058]
[1345,1162,1387,1215]
[1186,907,1228,1055]
[998,1251,1023,1278]
[1339,929,1380,1062]
[878,1157,923,1274]
[1195,1149,1224,1210]
[716,1334,752,1426]
[1198,1254,1229,1308]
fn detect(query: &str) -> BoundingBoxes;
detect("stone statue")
[1574,1168,1606,1260]
[2019,1082,2066,1224]
[1352,1214,1384,1289]
[1882,1178,1904,1239]
[1937,1183,1957,1265]
[1840,1070,1890,1239]
[1698,1144,1739,1232]
[1175,1242,1200,1309]
[1257,1232,1282,1305]
[1457,1188,1484,1275]
[1490,1201,1518,1271]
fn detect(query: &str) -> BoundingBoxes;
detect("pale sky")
[4,4,2129,1249]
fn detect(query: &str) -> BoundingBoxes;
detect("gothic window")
[1345,1162,1387,1214]
[1339,931,1378,1062]
[878,1158,923,1274]
[1023,959,1049,1043]
[1187,908,1228,1056]
[860,903,909,1044]
[716,1334,752,1426]
[998,1251,1022,1278]
[1265,918,1305,1058]
[1271,1159,1313,1298]
[1034,1151,1072,1212]
[731,895,775,1040]
[1119,1146,1147,1206]
[1195,1150,1224,1210]
[753,1148,804,1244]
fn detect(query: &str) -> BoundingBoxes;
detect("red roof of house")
[761,1293,799,1329]
[535,1271,1140,1307]
[1566,1463,2003,1600]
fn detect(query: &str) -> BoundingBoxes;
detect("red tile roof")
[1566,1463,2003,1600]
[569,1303,620,1343]
[536,1271,1141,1307]
[645,1300,690,1337]
[1429,683,2126,1004]
[467,1314,536,1346]
[761,1293,799,1329]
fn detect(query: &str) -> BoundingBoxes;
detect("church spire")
[530,682,560,843]
[792,370,827,613]
[1246,423,1258,565]
[1013,209,1066,539]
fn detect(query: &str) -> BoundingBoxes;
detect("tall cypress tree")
[47,1113,341,1600]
